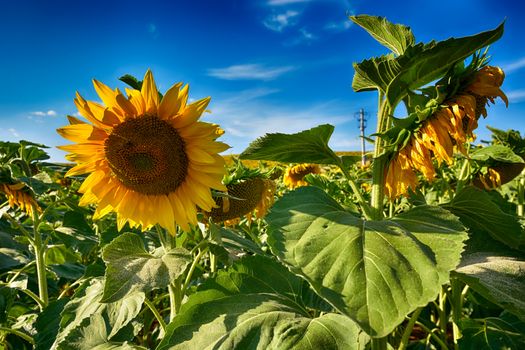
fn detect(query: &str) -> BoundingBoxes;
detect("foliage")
[1,14,523,350]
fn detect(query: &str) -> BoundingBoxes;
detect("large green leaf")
[386,22,504,107]
[443,186,525,250]
[101,233,192,303]
[350,15,415,56]
[239,124,340,165]
[458,314,525,349]
[352,55,399,92]
[470,144,524,164]
[157,255,368,350]
[52,278,144,349]
[35,299,69,350]
[266,186,467,337]
[454,253,525,320]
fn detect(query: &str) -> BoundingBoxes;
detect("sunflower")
[57,70,229,234]
[1,182,40,216]
[207,177,276,225]
[283,163,321,189]
[385,66,507,199]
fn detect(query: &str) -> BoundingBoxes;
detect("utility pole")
[357,108,367,167]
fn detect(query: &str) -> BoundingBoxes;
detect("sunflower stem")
[370,94,392,220]
[168,281,181,322]
[371,337,388,350]
[144,297,167,332]
[31,205,48,309]
[335,159,373,219]
[398,307,423,350]
[517,175,525,217]
[0,327,35,345]
[181,248,208,297]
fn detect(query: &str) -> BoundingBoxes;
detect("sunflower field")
[1,15,525,350]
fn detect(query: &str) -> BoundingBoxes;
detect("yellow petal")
[141,70,159,114]
[126,88,146,115]
[158,82,184,120]
[171,97,210,128]
[57,124,107,143]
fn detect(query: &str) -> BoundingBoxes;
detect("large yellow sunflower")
[385,66,507,199]
[57,70,229,234]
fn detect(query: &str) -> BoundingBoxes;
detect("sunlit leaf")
[454,253,525,320]
[443,186,525,250]
[52,278,144,349]
[158,255,369,350]
[101,233,192,303]
[267,186,467,337]
[240,124,340,165]
[350,15,415,56]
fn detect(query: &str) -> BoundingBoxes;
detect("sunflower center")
[104,115,188,195]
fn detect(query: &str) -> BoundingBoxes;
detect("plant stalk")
[370,93,392,220]
[31,206,48,309]
[518,176,524,217]
[144,298,167,332]
[0,327,35,345]
[398,307,423,350]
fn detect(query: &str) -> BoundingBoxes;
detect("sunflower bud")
[207,177,275,224]
[1,182,40,216]
[283,164,321,189]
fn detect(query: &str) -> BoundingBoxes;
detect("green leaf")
[266,186,468,337]
[386,22,504,107]
[350,15,415,56]
[119,74,142,90]
[52,278,144,349]
[60,313,145,350]
[101,233,192,303]
[454,253,525,320]
[470,144,524,164]
[443,186,525,250]
[239,124,340,165]
[458,314,525,349]
[35,299,69,350]
[158,255,369,350]
[352,54,399,92]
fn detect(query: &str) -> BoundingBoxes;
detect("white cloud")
[263,10,299,32]
[267,0,311,5]
[506,89,525,103]
[30,110,57,117]
[207,63,295,81]
[8,128,19,137]
[502,57,525,74]
[206,89,355,154]
[324,20,352,32]
[284,27,317,46]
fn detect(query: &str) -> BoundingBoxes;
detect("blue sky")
[1,0,524,161]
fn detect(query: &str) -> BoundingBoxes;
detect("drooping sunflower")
[283,163,321,189]
[57,70,229,234]
[0,182,40,216]
[385,65,508,199]
[206,176,276,225]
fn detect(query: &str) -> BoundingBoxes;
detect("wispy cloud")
[506,89,525,103]
[284,27,317,46]
[207,63,295,80]
[8,128,19,137]
[207,88,355,153]
[502,57,525,74]
[267,0,311,5]
[263,10,299,32]
[28,109,57,123]
[324,20,352,32]
[30,110,57,117]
